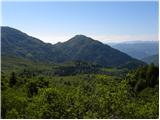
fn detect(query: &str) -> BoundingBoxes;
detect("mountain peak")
[2,27,145,68]
[74,34,89,38]
[67,34,102,45]
[71,34,93,40]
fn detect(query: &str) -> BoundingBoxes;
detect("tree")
[27,82,38,97]
[9,72,16,87]
[146,64,159,87]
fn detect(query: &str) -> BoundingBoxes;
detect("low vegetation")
[1,63,159,119]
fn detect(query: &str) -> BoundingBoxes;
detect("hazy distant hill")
[111,41,159,59]
[141,54,159,65]
[1,26,145,68]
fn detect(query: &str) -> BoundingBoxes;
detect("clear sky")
[2,1,159,44]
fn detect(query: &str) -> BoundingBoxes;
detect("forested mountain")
[1,26,145,68]
[52,35,145,67]
[1,27,54,62]
[111,41,159,59]
[1,26,158,119]
[141,54,159,65]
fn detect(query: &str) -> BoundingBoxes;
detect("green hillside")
[1,26,158,119]
[1,27,145,68]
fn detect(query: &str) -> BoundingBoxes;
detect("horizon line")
[1,26,159,45]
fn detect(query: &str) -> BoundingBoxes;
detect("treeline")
[127,63,159,93]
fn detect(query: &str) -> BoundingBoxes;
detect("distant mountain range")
[1,26,145,69]
[141,54,159,66]
[111,41,159,60]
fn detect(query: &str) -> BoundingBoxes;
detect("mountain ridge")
[1,26,145,68]
[111,41,159,59]
[141,54,159,65]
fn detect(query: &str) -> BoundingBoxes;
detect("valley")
[1,27,159,119]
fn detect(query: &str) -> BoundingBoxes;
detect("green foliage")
[127,64,159,93]
[9,72,16,87]
[2,88,28,118]
[1,64,159,119]
[6,109,20,119]
[27,77,49,97]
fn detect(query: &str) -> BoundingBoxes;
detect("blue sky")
[2,1,159,44]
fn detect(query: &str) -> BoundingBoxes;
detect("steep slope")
[52,35,145,67]
[141,54,159,65]
[111,41,159,59]
[1,26,54,62]
[1,26,145,68]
